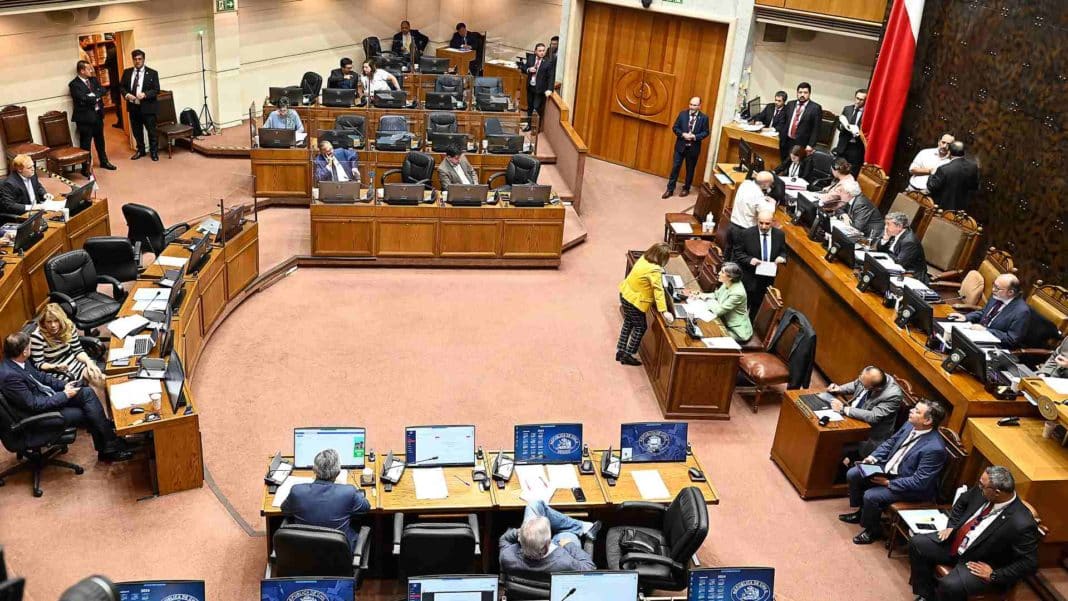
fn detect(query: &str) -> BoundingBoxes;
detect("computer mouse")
[129,407,145,415]
[145,413,162,422]
[688,467,704,479]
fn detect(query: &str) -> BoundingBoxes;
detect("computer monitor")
[258,127,297,148]
[793,192,819,229]
[418,56,451,74]
[261,577,354,601]
[428,131,468,152]
[735,138,753,173]
[406,574,498,601]
[510,184,552,207]
[293,427,367,469]
[383,183,425,205]
[321,88,357,108]
[64,182,92,217]
[858,253,901,298]
[486,133,524,154]
[446,184,488,207]
[746,96,762,120]
[944,326,993,381]
[319,181,363,204]
[12,211,46,253]
[186,235,211,275]
[424,91,458,110]
[620,422,688,462]
[404,424,476,467]
[750,154,766,177]
[372,90,408,109]
[116,580,205,601]
[688,567,775,601]
[219,204,248,244]
[267,86,289,106]
[550,571,639,601]
[514,423,583,464]
[829,224,859,268]
[896,284,935,335]
[163,348,186,412]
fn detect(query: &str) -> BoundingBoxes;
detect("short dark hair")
[856,88,868,95]
[949,141,965,157]
[131,49,145,59]
[797,82,811,92]
[276,96,290,108]
[921,400,947,429]
[3,332,29,359]
[340,57,353,68]
[833,158,852,174]
[551,35,559,42]
[444,145,462,158]
[456,22,467,30]
[535,43,546,51]
[642,242,671,266]
[401,20,411,27]
[76,60,90,73]
[775,90,788,101]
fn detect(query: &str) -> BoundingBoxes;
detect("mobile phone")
[571,487,586,502]
[915,523,937,531]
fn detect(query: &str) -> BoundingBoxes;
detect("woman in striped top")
[30,303,106,400]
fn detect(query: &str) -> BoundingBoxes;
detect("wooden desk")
[436,47,476,77]
[589,450,720,505]
[61,197,110,250]
[693,164,746,225]
[716,123,782,170]
[1021,378,1068,431]
[770,389,871,498]
[0,257,32,340]
[489,451,609,510]
[483,61,527,110]
[19,223,67,312]
[251,147,312,199]
[103,280,170,377]
[377,464,495,513]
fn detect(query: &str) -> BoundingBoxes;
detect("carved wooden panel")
[610,64,676,126]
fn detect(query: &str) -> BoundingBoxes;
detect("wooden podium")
[436,47,475,76]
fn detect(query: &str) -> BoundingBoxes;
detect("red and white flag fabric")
[861,0,925,171]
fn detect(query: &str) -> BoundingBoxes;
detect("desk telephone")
[492,452,514,489]
[380,451,406,492]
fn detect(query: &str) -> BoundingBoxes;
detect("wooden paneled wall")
[572,2,728,181]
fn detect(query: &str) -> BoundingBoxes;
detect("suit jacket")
[927,157,979,211]
[119,66,160,115]
[833,104,864,155]
[754,103,788,137]
[313,148,359,183]
[782,99,823,148]
[944,486,1039,586]
[437,158,478,189]
[774,156,813,182]
[69,76,106,125]
[735,226,786,278]
[1038,336,1068,377]
[499,528,595,573]
[0,172,47,214]
[528,55,555,95]
[869,424,947,500]
[327,68,358,90]
[704,281,752,342]
[449,32,481,51]
[0,358,70,416]
[391,29,429,56]
[837,374,902,456]
[877,229,928,283]
[965,297,1032,350]
[768,308,816,388]
[280,480,371,552]
[672,110,710,155]
[839,194,883,240]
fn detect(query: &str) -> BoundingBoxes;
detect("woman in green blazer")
[692,262,753,342]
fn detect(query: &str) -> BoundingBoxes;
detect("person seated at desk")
[774,145,811,182]
[450,22,475,50]
[280,448,371,553]
[617,243,674,366]
[734,210,786,316]
[877,212,929,283]
[30,303,106,402]
[0,154,51,215]
[359,58,399,100]
[909,466,1039,601]
[817,158,856,213]
[314,140,359,184]
[687,262,752,342]
[391,20,429,59]
[828,366,902,460]
[327,57,357,90]
[839,399,948,544]
[263,97,304,133]
[947,274,1031,350]
[1039,335,1068,377]
[0,332,132,462]
[834,180,883,241]
[499,500,599,573]
[438,146,477,189]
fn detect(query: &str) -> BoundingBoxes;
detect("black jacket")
[735,226,786,275]
[120,66,160,115]
[782,99,823,148]
[945,486,1039,587]
[671,110,710,155]
[449,31,481,51]
[528,54,555,95]
[774,156,813,182]
[833,104,864,155]
[0,172,46,214]
[877,229,928,283]
[754,103,788,137]
[327,68,358,90]
[391,29,429,56]
[767,308,816,389]
[69,76,106,125]
[839,194,883,240]
[927,157,979,212]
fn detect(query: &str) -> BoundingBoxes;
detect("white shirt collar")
[991,493,1016,513]
[13,359,25,369]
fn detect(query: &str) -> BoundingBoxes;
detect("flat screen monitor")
[620,422,688,462]
[746,96,762,120]
[261,578,354,601]
[446,184,487,206]
[259,127,296,148]
[383,183,424,205]
[550,571,638,601]
[186,235,211,275]
[860,252,901,298]
[64,182,92,216]
[688,567,775,601]
[737,138,753,173]
[267,86,288,106]
[372,90,407,108]
[794,192,819,229]
[219,204,248,244]
[406,574,498,601]
[947,325,992,381]
[163,348,186,412]
[404,424,476,467]
[429,131,468,152]
[510,184,552,207]
[116,580,205,601]
[424,91,457,110]
[514,423,583,464]
[419,56,451,74]
[293,427,367,469]
[486,133,524,154]
[897,284,935,335]
[321,88,357,107]
[13,211,46,252]
[831,224,858,268]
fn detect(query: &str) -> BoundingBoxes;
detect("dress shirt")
[132,67,144,96]
[788,101,807,139]
[361,70,392,94]
[453,162,471,185]
[956,494,1017,554]
[884,427,932,475]
[978,296,1011,326]
[327,156,350,182]
[730,180,775,228]
[20,174,37,207]
[530,57,542,86]
[402,33,412,52]
[850,388,869,409]
[264,110,304,133]
[908,147,951,191]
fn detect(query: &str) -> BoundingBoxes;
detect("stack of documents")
[701,337,741,350]
[156,256,188,268]
[898,509,948,534]
[513,464,581,503]
[132,287,170,312]
[670,222,693,235]
[109,378,162,410]
[412,468,449,500]
[683,301,714,323]
[107,315,149,339]
[631,470,670,500]
[1041,377,1068,395]
[39,200,67,211]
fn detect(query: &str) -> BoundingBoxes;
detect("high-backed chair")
[473,76,503,97]
[929,247,1015,310]
[605,487,709,593]
[920,210,982,280]
[737,319,803,412]
[886,191,937,236]
[300,71,323,98]
[892,376,920,430]
[83,236,141,285]
[0,105,49,166]
[502,538,596,600]
[805,150,835,190]
[362,37,383,60]
[121,203,191,257]
[0,391,84,497]
[37,111,90,175]
[1013,282,1068,366]
[741,287,785,352]
[45,250,126,332]
[488,155,540,190]
[857,163,888,208]
[393,513,480,581]
[434,75,464,100]
[380,151,435,189]
[155,91,193,159]
[695,244,726,292]
[816,109,836,151]
[374,115,412,151]
[426,111,458,136]
[483,117,505,136]
[268,521,371,579]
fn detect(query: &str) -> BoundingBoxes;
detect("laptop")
[372,90,408,109]
[318,181,362,203]
[383,183,425,205]
[446,184,487,206]
[486,133,524,154]
[510,184,552,206]
[321,88,356,107]
[64,182,93,217]
[424,92,457,110]
[259,128,296,148]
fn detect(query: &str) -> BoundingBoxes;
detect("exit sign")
[664,0,683,3]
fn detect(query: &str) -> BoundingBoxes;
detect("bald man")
[663,97,710,198]
[949,274,1033,350]
[734,209,786,314]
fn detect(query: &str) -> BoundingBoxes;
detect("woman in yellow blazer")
[691,262,753,342]
[617,243,674,365]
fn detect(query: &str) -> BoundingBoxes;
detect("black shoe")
[680,187,690,197]
[852,529,880,545]
[100,162,117,170]
[99,448,135,462]
[661,190,673,199]
[81,167,91,177]
[131,151,146,160]
[620,354,642,366]
[838,511,861,524]
[584,521,602,542]
[615,351,626,363]
[150,153,159,161]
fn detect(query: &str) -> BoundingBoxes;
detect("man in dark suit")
[449,22,482,75]
[909,466,1039,601]
[927,141,980,212]
[783,82,823,155]
[833,88,866,175]
[327,57,357,90]
[391,20,429,60]
[69,60,117,176]
[522,43,555,132]
[840,399,948,544]
[0,154,48,216]
[877,212,929,283]
[752,91,789,160]
[734,209,786,315]
[661,97,710,199]
[949,274,1032,350]
[836,180,883,240]
[120,48,161,161]
[828,366,902,458]
[0,332,132,462]
[281,448,371,552]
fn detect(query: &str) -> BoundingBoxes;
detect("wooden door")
[573,3,728,180]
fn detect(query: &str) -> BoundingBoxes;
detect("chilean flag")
[861,0,925,170]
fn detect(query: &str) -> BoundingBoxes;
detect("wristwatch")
[989,571,998,584]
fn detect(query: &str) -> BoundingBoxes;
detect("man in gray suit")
[835,180,883,241]
[828,366,902,458]
[1039,336,1068,378]
[499,500,599,573]
[438,146,479,189]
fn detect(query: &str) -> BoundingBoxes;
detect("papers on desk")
[899,509,948,535]
[755,261,778,277]
[813,409,845,422]
[196,218,220,236]
[109,378,161,410]
[1042,377,1068,396]
[39,200,66,212]
[107,315,149,339]
[670,221,693,235]
[412,467,449,500]
[272,470,349,507]
[702,337,741,350]
[631,470,670,500]
[761,129,779,138]
[547,464,580,490]
[133,299,168,312]
[737,123,763,132]
[939,322,1002,346]
[683,301,714,323]
[714,173,733,185]
[515,464,554,503]
[155,256,188,268]
[134,287,171,301]
[107,346,133,362]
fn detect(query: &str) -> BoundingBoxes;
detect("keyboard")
[800,394,830,412]
[132,336,153,356]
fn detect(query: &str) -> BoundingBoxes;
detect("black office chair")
[269,521,372,580]
[44,250,126,333]
[335,115,366,136]
[484,118,505,136]
[473,77,503,98]
[300,71,323,99]
[0,391,84,498]
[426,112,458,135]
[0,577,25,601]
[362,36,383,60]
[393,513,480,580]
[488,155,541,190]
[380,152,435,189]
[0,212,21,225]
[83,236,141,285]
[805,150,835,191]
[375,115,412,151]
[604,487,709,593]
[434,75,464,99]
[58,576,118,601]
[121,203,190,257]
[501,538,596,600]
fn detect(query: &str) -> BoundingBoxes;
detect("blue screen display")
[261,578,354,601]
[117,581,205,601]
[688,567,774,601]
[514,423,583,464]
[620,422,688,462]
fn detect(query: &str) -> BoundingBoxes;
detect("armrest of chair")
[353,525,372,571]
[930,269,964,283]
[12,411,66,433]
[467,513,481,556]
[487,172,507,190]
[619,551,685,574]
[413,178,432,191]
[49,291,78,316]
[163,223,191,243]
[617,501,669,514]
[96,274,126,301]
[1011,349,1054,368]
[392,512,405,555]
[78,336,106,361]
[928,281,961,290]
[380,169,403,187]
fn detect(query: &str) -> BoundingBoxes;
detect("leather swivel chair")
[426,112,458,136]
[375,115,412,152]
[269,521,371,580]
[605,487,709,592]
[805,150,835,191]
[473,77,503,97]
[45,250,126,333]
[362,37,383,60]
[484,118,504,136]
[501,538,596,600]
[0,391,84,498]
[737,319,803,412]
[121,203,191,257]
[301,71,323,99]
[434,75,464,99]
[0,577,25,601]
[335,115,365,135]
[83,236,141,285]
[488,155,540,190]
[393,513,480,580]
[381,152,435,189]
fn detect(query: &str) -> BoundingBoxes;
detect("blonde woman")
[30,303,106,400]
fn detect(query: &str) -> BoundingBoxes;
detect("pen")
[455,475,470,486]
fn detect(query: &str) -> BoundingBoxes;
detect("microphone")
[560,588,577,601]
[410,455,440,466]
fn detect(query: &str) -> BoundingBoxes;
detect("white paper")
[107,346,134,362]
[702,337,741,350]
[196,218,220,235]
[109,378,162,410]
[755,261,778,277]
[133,299,168,312]
[515,464,554,503]
[899,509,948,534]
[813,409,845,422]
[546,464,580,490]
[1041,377,1068,395]
[683,301,714,323]
[156,256,188,267]
[715,173,732,185]
[738,123,763,132]
[39,200,66,211]
[670,222,693,234]
[107,315,149,339]
[412,467,449,500]
[631,470,670,500]
[134,288,171,301]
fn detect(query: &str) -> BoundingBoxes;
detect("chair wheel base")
[33,488,43,497]
[74,466,85,475]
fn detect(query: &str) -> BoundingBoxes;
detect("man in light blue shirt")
[263,97,304,133]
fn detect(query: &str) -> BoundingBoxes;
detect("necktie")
[789,102,804,139]
[531,58,541,85]
[25,370,55,396]
[853,108,862,125]
[885,431,921,474]
[330,158,340,182]
[950,503,994,556]
[773,107,781,124]
[23,177,36,204]
[981,301,1004,326]
[852,389,868,408]
[132,69,141,95]
[689,112,697,132]
[761,233,769,262]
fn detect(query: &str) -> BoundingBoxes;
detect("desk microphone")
[560,588,577,601]
[410,456,439,466]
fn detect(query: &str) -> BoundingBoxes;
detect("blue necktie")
[25,369,55,396]
[761,233,770,263]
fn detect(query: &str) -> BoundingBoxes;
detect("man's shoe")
[80,167,91,177]
[131,151,146,160]
[151,153,159,161]
[838,511,861,524]
[680,187,690,197]
[583,521,603,542]
[620,354,642,366]
[99,448,135,462]
[661,190,673,199]
[852,529,880,545]
[100,162,117,170]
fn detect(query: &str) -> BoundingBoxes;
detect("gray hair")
[518,516,551,560]
[842,179,862,198]
[720,261,743,282]
[313,448,341,481]
[886,211,910,229]
[985,465,1015,493]
[318,139,334,151]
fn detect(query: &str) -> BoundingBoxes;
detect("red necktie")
[789,102,804,138]
[950,502,993,555]
[981,302,1003,326]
